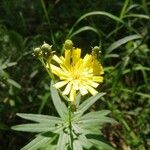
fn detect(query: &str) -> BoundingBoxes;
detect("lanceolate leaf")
[68,11,123,38]
[69,26,100,39]
[16,113,62,124]
[79,116,116,126]
[50,81,68,120]
[77,93,105,116]
[56,131,69,150]
[73,122,102,136]
[21,134,57,150]
[106,34,142,54]
[81,110,111,118]
[78,110,116,127]
[78,134,93,149]
[73,139,83,150]
[89,139,115,150]
[12,123,63,133]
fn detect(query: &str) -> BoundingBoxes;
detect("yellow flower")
[49,45,104,103]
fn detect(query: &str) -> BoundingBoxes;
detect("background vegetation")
[0,0,150,149]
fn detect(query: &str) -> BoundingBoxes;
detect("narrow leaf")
[50,81,68,120]
[68,11,123,37]
[106,34,142,54]
[124,14,150,20]
[69,26,100,38]
[12,123,63,133]
[77,93,105,115]
[79,116,116,126]
[73,123,102,136]
[56,132,68,150]
[80,110,111,119]
[7,78,21,89]
[21,134,56,150]
[16,113,62,124]
[89,139,115,150]
[78,134,93,149]
[73,140,83,150]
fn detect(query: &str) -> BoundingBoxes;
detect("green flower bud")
[92,46,101,58]
[41,42,52,51]
[41,42,53,59]
[64,39,73,50]
[93,46,100,52]
[33,47,42,58]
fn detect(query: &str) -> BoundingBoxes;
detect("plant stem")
[39,58,55,80]
[68,103,73,150]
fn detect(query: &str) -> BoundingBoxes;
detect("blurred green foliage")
[0,0,150,149]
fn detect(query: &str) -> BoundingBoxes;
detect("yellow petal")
[79,84,88,95]
[92,59,104,75]
[65,50,71,65]
[69,87,76,102]
[85,85,98,95]
[63,82,72,95]
[54,81,68,89]
[72,48,81,64]
[72,80,79,90]
[83,54,93,68]
[52,55,62,64]
[50,64,68,79]
[50,64,63,75]
[86,80,99,88]
[93,76,103,82]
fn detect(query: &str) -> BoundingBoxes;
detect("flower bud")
[41,42,52,51]
[33,47,42,58]
[92,46,101,57]
[41,42,53,59]
[64,39,73,50]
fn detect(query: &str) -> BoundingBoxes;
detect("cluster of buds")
[33,42,54,60]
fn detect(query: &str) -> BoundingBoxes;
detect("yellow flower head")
[50,40,104,103]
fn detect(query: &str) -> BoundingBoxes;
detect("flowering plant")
[12,40,116,150]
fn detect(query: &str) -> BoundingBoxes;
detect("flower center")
[73,74,80,79]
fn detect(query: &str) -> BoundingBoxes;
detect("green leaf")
[79,110,111,121]
[21,134,57,150]
[69,26,100,39]
[82,110,111,118]
[12,123,63,133]
[56,132,68,150]
[77,93,105,116]
[1,62,17,69]
[50,81,68,120]
[16,113,62,124]
[104,54,119,59]
[106,34,142,54]
[78,134,93,149]
[89,139,115,150]
[79,116,116,126]
[73,123,102,136]
[68,11,123,38]
[124,14,150,20]
[76,93,82,108]
[73,139,83,150]
[74,11,123,25]
[78,111,116,127]
[7,78,21,89]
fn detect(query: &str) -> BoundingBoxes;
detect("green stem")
[39,58,55,80]
[68,103,73,150]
